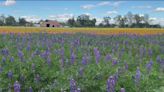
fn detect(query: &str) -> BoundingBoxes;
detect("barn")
[40,20,62,27]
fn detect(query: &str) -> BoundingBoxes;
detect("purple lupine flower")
[112,59,117,66]
[113,73,118,82]
[105,54,111,62]
[94,48,101,64]
[60,47,65,65]
[139,47,143,57]
[40,50,50,59]
[20,74,25,82]
[135,67,141,84]
[70,79,77,92]
[82,55,87,65]
[26,43,31,51]
[2,57,6,63]
[0,67,3,73]
[46,56,51,66]
[146,59,153,73]
[1,48,9,56]
[8,70,13,79]
[120,88,125,92]
[156,56,161,63]
[124,61,128,70]
[107,76,116,92]
[29,87,33,92]
[14,81,21,92]
[70,51,76,65]
[18,50,24,61]
[77,88,81,92]
[79,67,84,76]
[10,56,14,62]
[148,48,153,56]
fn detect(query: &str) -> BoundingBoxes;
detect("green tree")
[5,16,16,26]
[0,15,6,26]
[125,12,133,27]
[103,16,111,27]
[114,15,127,27]
[67,17,75,27]
[18,18,27,26]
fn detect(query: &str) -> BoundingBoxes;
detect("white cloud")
[81,4,95,10]
[48,14,74,22]
[107,11,118,15]
[112,1,124,8]
[21,16,41,23]
[95,18,103,25]
[149,17,164,26]
[83,13,92,16]
[154,7,164,12]
[132,5,152,9]
[97,1,110,6]
[1,0,16,6]
[81,1,124,10]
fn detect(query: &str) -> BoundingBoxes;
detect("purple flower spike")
[1,48,9,56]
[18,50,24,61]
[70,79,77,92]
[47,56,51,66]
[8,70,13,79]
[2,57,6,63]
[135,67,141,84]
[124,61,128,70]
[82,55,87,65]
[148,48,153,56]
[79,67,84,76]
[94,48,101,64]
[112,59,117,66]
[70,51,76,65]
[120,88,125,92]
[29,87,33,92]
[105,54,111,62]
[156,56,161,63]
[107,76,116,92]
[146,59,153,73]
[14,81,21,92]
[77,88,81,92]
[0,67,3,73]
[10,56,14,62]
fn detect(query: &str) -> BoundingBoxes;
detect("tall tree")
[133,14,142,26]
[114,15,127,27]
[103,16,111,27]
[5,16,16,26]
[18,18,27,26]
[143,14,149,27]
[125,12,133,27]
[0,15,6,26]
[67,17,75,27]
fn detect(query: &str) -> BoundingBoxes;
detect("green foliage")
[0,33,163,91]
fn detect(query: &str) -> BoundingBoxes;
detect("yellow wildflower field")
[0,27,164,35]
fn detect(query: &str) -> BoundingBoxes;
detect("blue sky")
[0,0,164,25]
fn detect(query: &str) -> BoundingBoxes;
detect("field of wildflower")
[0,27,164,35]
[0,27,164,92]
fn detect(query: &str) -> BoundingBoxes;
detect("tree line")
[0,15,33,26]
[0,12,162,28]
[66,12,161,28]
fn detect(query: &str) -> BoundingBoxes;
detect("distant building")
[40,20,63,27]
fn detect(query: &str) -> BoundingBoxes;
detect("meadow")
[0,27,164,35]
[0,27,164,92]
